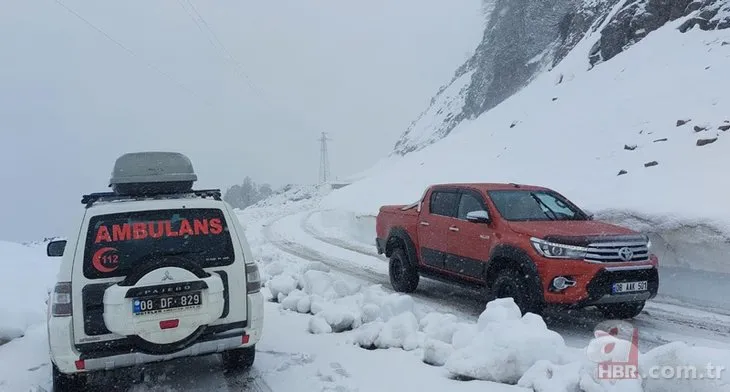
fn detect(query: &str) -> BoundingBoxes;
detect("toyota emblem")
[617,247,634,261]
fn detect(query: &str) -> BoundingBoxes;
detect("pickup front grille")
[584,241,649,263]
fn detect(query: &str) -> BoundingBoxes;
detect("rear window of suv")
[83,208,235,279]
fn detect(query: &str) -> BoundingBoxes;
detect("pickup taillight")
[246,263,261,294]
[51,282,72,317]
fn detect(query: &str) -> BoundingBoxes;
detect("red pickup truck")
[375,183,659,319]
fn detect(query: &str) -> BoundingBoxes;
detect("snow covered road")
[267,208,730,352]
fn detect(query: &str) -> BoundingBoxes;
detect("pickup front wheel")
[389,248,419,293]
[492,268,544,315]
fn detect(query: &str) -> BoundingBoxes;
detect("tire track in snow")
[223,368,274,392]
[300,210,385,260]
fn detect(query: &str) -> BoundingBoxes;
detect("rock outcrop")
[392,0,730,156]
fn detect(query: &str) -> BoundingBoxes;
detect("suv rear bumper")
[50,292,264,374]
[82,332,246,372]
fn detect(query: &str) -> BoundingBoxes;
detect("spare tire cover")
[102,258,225,352]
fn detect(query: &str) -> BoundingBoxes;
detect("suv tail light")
[51,282,73,316]
[245,263,261,294]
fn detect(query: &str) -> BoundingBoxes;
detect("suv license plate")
[612,281,648,294]
[133,291,202,315]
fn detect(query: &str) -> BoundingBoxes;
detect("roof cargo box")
[109,151,198,195]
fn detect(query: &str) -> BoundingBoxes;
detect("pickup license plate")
[132,291,202,315]
[612,281,648,294]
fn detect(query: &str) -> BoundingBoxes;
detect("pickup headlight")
[530,237,587,260]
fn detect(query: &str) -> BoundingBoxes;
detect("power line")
[178,1,339,185]
[177,0,264,97]
[177,0,328,136]
[53,0,216,108]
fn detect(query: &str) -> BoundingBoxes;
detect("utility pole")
[318,132,331,184]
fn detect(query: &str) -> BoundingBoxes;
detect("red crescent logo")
[92,247,119,273]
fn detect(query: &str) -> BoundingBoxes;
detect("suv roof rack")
[81,189,222,208]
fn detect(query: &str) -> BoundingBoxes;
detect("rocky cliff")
[393,0,730,156]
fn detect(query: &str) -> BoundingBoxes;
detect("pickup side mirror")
[586,213,594,221]
[466,210,490,223]
[47,240,67,257]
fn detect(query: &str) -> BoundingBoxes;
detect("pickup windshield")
[487,190,589,221]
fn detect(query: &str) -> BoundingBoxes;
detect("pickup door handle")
[449,226,459,232]
[420,221,430,226]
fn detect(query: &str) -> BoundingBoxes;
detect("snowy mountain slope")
[393,0,730,155]
[322,10,730,269]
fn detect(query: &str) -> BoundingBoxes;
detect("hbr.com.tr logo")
[586,319,640,379]
[586,319,726,381]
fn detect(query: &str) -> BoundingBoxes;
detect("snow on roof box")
[109,151,198,195]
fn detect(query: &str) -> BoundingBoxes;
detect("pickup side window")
[429,191,458,217]
[457,192,485,220]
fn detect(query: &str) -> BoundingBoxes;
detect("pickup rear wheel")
[389,248,419,293]
[492,268,544,315]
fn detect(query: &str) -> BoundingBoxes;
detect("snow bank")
[445,299,568,384]
[269,260,570,378]
[265,263,422,340]
[304,209,376,249]
[596,209,730,274]
[260,249,435,350]
[266,257,578,384]
[0,323,52,391]
[0,241,58,342]
[518,330,730,392]
[641,342,730,392]
[266,257,730,391]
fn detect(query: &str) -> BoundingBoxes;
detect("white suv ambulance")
[45,152,263,391]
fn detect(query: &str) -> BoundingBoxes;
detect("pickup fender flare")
[485,245,543,293]
[385,227,418,266]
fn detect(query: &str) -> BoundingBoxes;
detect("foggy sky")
[0,0,484,242]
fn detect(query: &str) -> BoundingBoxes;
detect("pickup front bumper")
[541,258,659,307]
[582,265,659,306]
